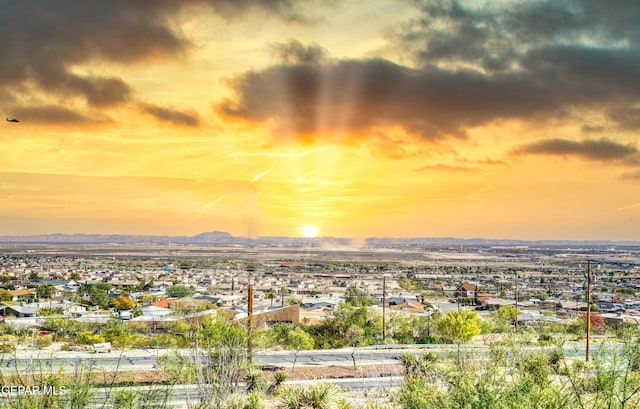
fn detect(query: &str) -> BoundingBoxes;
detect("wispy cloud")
[251,166,276,182]
[416,163,474,172]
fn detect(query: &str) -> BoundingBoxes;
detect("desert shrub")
[110,334,152,349]
[111,390,140,409]
[0,343,14,353]
[127,321,151,335]
[34,334,53,349]
[154,333,188,348]
[245,368,268,394]
[76,330,105,345]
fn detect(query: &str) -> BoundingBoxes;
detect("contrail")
[615,203,640,212]
[252,166,275,182]
[196,196,225,218]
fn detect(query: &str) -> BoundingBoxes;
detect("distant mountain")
[0,231,245,245]
[0,232,638,247]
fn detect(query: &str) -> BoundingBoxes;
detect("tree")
[279,287,290,307]
[345,325,365,369]
[286,327,314,370]
[436,309,481,345]
[271,324,314,370]
[78,283,110,308]
[28,272,42,280]
[0,288,11,301]
[37,307,64,316]
[111,294,137,311]
[344,285,377,306]
[266,288,277,307]
[166,284,193,298]
[37,283,56,299]
[388,313,435,344]
[579,312,606,333]
[90,290,110,308]
[494,305,521,331]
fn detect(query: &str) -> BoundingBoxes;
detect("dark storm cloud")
[0,0,310,112]
[217,55,597,141]
[608,106,640,130]
[140,103,201,127]
[217,1,640,144]
[515,139,639,162]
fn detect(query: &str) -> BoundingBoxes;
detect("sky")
[0,0,639,241]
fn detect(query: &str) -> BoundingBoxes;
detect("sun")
[301,225,319,238]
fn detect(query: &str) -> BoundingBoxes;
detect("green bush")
[0,343,15,353]
[76,330,106,345]
[35,334,53,349]
[154,333,190,348]
[110,334,153,349]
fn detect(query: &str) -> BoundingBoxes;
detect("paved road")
[1,340,620,374]
[1,345,474,373]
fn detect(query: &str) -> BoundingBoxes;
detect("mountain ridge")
[0,232,638,247]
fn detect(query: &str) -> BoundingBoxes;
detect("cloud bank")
[0,0,311,123]
[216,1,640,149]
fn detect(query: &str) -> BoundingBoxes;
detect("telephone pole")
[382,275,386,341]
[248,283,254,365]
[585,261,592,362]
[514,272,519,332]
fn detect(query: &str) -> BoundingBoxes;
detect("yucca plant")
[268,369,289,396]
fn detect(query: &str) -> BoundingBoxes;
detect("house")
[59,302,87,316]
[8,288,37,302]
[139,305,174,317]
[387,296,421,306]
[601,312,640,329]
[1,304,38,318]
[389,301,425,313]
[151,299,183,309]
[455,282,477,303]
[516,311,561,328]
[481,297,515,310]
[301,296,340,310]
[234,304,300,326]
[193,295,221,304]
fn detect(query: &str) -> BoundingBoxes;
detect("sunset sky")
[1,0,639,240]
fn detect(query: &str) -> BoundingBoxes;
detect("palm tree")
[266,288,277,307]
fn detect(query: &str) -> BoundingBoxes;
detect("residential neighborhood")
[1,243,639,345]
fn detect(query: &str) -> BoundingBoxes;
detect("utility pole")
[382,275,386,341]
[585,261,592,362]
[514,272,519,332]
[248,283,254,365]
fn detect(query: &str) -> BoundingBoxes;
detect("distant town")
[1,237,640,408]
[1,237,639,335]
